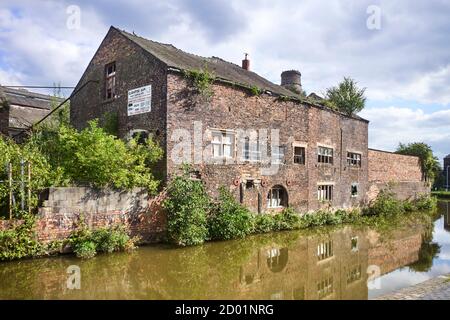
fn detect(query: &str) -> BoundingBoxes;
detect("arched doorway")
[267,185,288,209]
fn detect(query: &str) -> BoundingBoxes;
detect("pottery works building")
[0,86,55,138]
[71,26,428,213]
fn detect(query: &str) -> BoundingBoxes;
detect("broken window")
[272,145,285,164]
[105,62,116,100]
[351,183,358,197]
[267,185,288,208]
[318,146,333,164]
[243,137,261,161]
[347,152,362,167]
[318,184,333,201]
[245,180,255,190]
[294,146,306,165]
[130,130,150,145]
[212,130,235,159]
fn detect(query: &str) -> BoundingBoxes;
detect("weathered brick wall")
[367,149,429,201]
[166,73,369,212]
[0,105,9,136]
[0,188,167,244]
[368,149,422,183]
[70,27,168,179]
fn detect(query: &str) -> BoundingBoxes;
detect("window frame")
[318,146,334,164]
[267,186,287,209]
[242,136,262,162]
[293,146,306,165]
[351,183,359,198]
[211,130,235,159]
[318,184,333,202]
[104,62,117,100]
[272,145,286,164]
[347,152,362,168]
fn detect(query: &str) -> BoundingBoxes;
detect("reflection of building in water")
[441,201,450,232]
[237,224,425,300]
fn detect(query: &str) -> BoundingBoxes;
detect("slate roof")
[117,28,299,98]
[0,86,62,129]
[113,27,368,122]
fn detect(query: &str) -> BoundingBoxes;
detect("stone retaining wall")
[0,187,167,244]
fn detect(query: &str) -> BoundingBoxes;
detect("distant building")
[0,86,58,139]
[443,155,450,189]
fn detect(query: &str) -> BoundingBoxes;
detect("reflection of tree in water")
[408,217,441,273]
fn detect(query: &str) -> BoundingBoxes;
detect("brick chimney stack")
[242,53,250,71]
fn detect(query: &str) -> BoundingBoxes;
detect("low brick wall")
[0,187,167,244]
[367,149,430,201]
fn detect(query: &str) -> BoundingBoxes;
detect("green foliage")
[163,166,210,246]
[431,191,450,199]
[249,86,263,96]
[184,67,216,97]
[69,221,137,259]
[0,214,46,261]
[30,120,163,191]
[253,214,275,233]
[325,77,366,115]
[100,112,119,136]
[414,194,438,211]
[208,187,254,240]
[272,208,301,231]
[396,142,441,184]
[363,190,405,216]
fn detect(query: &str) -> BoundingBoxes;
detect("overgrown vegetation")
[163,166,210,246]
[249,85,264,97]
[396,142,441,185]
[0,213,60,261]
[183,67,216,97]
[1,119,163,218]
[208,187,254,240]
[163,170,438,247]
[69,220,138,259]
[324,77,366,115]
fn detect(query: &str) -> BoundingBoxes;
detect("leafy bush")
[163,166,210,246]
[0,214,44,261]
[272,208,301,231]
[253,214,276,234]
[208,187,254,240]
[413,195,437,211]
[69,220,137,259]
[363,190,405,216]
[31,120,163,191]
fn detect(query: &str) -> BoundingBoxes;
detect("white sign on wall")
[127,85,152,116]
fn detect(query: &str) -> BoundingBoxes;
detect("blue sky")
[0,0,449,161]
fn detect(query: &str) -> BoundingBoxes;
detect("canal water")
[0,201,449,300]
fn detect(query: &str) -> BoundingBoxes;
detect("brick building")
[0,86,58,138]
[71,26,428,213]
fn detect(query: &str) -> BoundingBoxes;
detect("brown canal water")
[1,201,449,300]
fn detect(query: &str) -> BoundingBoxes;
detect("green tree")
[396,142,441,184]
[325,77,366,115]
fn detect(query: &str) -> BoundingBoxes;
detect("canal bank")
[374,274,450,300]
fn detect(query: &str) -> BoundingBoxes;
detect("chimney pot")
[242,53,250,71]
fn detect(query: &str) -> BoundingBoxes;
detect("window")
[318,146,333,164]
[105,62,116,100]
[272,145,285,164]
[318,185,333,201]
[294,146,306,164]
[212,131,235,159]
[317,240,333,261]
[267,185,288,208]
[317,277,333,299]
[351,236,358,251]
[130,130,150,145]
[351,183,358,197]
[243,137,261,161]
[347,152,362,167]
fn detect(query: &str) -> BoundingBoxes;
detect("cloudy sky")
[0,0,449,161]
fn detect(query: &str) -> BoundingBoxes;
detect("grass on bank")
[431,191,450,199]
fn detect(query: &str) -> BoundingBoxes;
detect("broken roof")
[0,86,59,110]
[113,27,368,123]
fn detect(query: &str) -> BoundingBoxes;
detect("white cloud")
[360,106,450,160]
